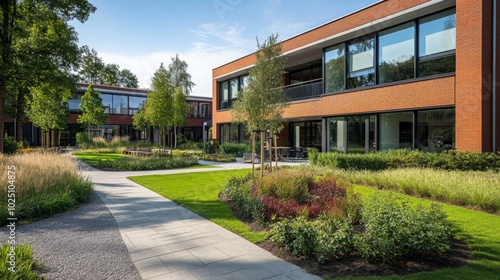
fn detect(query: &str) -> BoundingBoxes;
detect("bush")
[97,156,198,171]
[198,153,236,162]
[1,243,41,279]
[220,143,251,156]
[177,141,203,150]
[222,175,264,220]
[310,149,500,172]
[257,169,314,204]
[355,192,453,263]
[271,216,354,262]
[75,132,92,149]
[3,136,19,154]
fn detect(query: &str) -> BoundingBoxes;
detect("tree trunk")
[260,131,264,178]
[173,125,177,148]
[170,129,173,159]
[251,131,255,179]
[274,134,278,169]
[0,0,14,154]
[15,87,26,142]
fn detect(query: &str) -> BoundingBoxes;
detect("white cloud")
[101,23,254,97]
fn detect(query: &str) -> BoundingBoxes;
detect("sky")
[70,0,379,97]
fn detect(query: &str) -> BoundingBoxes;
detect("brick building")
[6,83,212,146]
[212,0,499,153]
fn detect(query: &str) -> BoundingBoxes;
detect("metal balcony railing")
[284,79,323,101]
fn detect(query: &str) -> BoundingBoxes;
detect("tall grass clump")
[0,152,92,224]
[0,243,42,279]
[352,168,500,213]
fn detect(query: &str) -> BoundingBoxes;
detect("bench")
[243,153,254,163]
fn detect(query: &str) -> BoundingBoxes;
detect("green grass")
[0,243,42,279]
[128,169,267,243]
[73,152,124,167]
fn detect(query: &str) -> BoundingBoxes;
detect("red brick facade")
[212,0,500,152]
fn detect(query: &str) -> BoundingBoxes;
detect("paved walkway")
[81,159,320,280]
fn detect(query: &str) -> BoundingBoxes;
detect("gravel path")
[3,192,141,280]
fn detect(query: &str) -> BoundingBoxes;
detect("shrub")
[98,156,198,171]
[198,153,236,162]
[110,135,129,148]
[310,152,387,171]
[177,141,203,150]
[257,169,314,204]
[3,136,19,154]
[223,175,264,220]
[75,132,92,149]
[220,143,251,156]
[355,192,453,263]
[1,243,41,279]
[271,216,354,262]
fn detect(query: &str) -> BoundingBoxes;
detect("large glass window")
[240,75,248,89]
[230,78,239,99]
[417,109,455,152]
[379,112,413,150]
[327,117,346,152]
[101,94,112,114]
[324,44,345,93]
[112,95,128,114]
[129,96,146,115]
[348,116,366,154]
[220,81,229,109]
[347,36,375,88]
[189,101,199,118]
[378,22,415,83]
[418,9,456,77]
[199,102,211,118]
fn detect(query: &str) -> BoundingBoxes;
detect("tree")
[78,48,139,88]
[26,83,71,148]
[172,87,188,148]
[167,54,195,95]
[231,34,288,177]
[0,0,95,152]
[77,84,108,136]
[145,63,175,152]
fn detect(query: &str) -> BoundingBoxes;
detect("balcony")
[284,79,323,101]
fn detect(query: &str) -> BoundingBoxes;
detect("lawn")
[130,169,500,279]
[128,169,267,243]
[74,152,124,167]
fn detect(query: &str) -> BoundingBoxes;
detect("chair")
[281,147,291,161]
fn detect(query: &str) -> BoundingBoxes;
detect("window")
[324,44,345,93]
[230,78,239,99]
[347,36,375,88]
[219,123,239,143]
[189,101,199,118]
[129,96,146,115]
[379,112,413,150]
[378,22,415,83]
[417,109,455,152]
[418,9,456,77]
[220,81,229,109]
[327,117,346,152]
[199,102,211,118]
[240,75,248,89]
[101,94,112,114]
[347,116,366,154]
[112,95,128,114]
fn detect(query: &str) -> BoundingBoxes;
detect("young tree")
[27,83,71,148]
[0,0,95,152]
[231,34,288,177]
[119,69,139,88]
[168,54,195,95]
[172,87,189,148]
[78,84,108,136]
[145,63,175,153]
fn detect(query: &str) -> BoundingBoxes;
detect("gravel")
[2,191,141,280]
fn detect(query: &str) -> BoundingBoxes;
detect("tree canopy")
[77,84,108,130]
[231,33,288,133]
[167,54,195,95]
[0,0,96,152]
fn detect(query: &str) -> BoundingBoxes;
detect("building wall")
[212,0,499,152]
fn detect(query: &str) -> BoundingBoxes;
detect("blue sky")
[71,0,379,96]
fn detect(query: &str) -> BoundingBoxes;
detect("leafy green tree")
[78,46,105,84]
[133,104,149,130]
[168,54,195,95]
[119,68,139,88]
[27,83,71,148]
[145,63,175,152]
[77,84,108,136]
[0,0,95,152]
[172,87,188,148]
[231,34,288,176]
